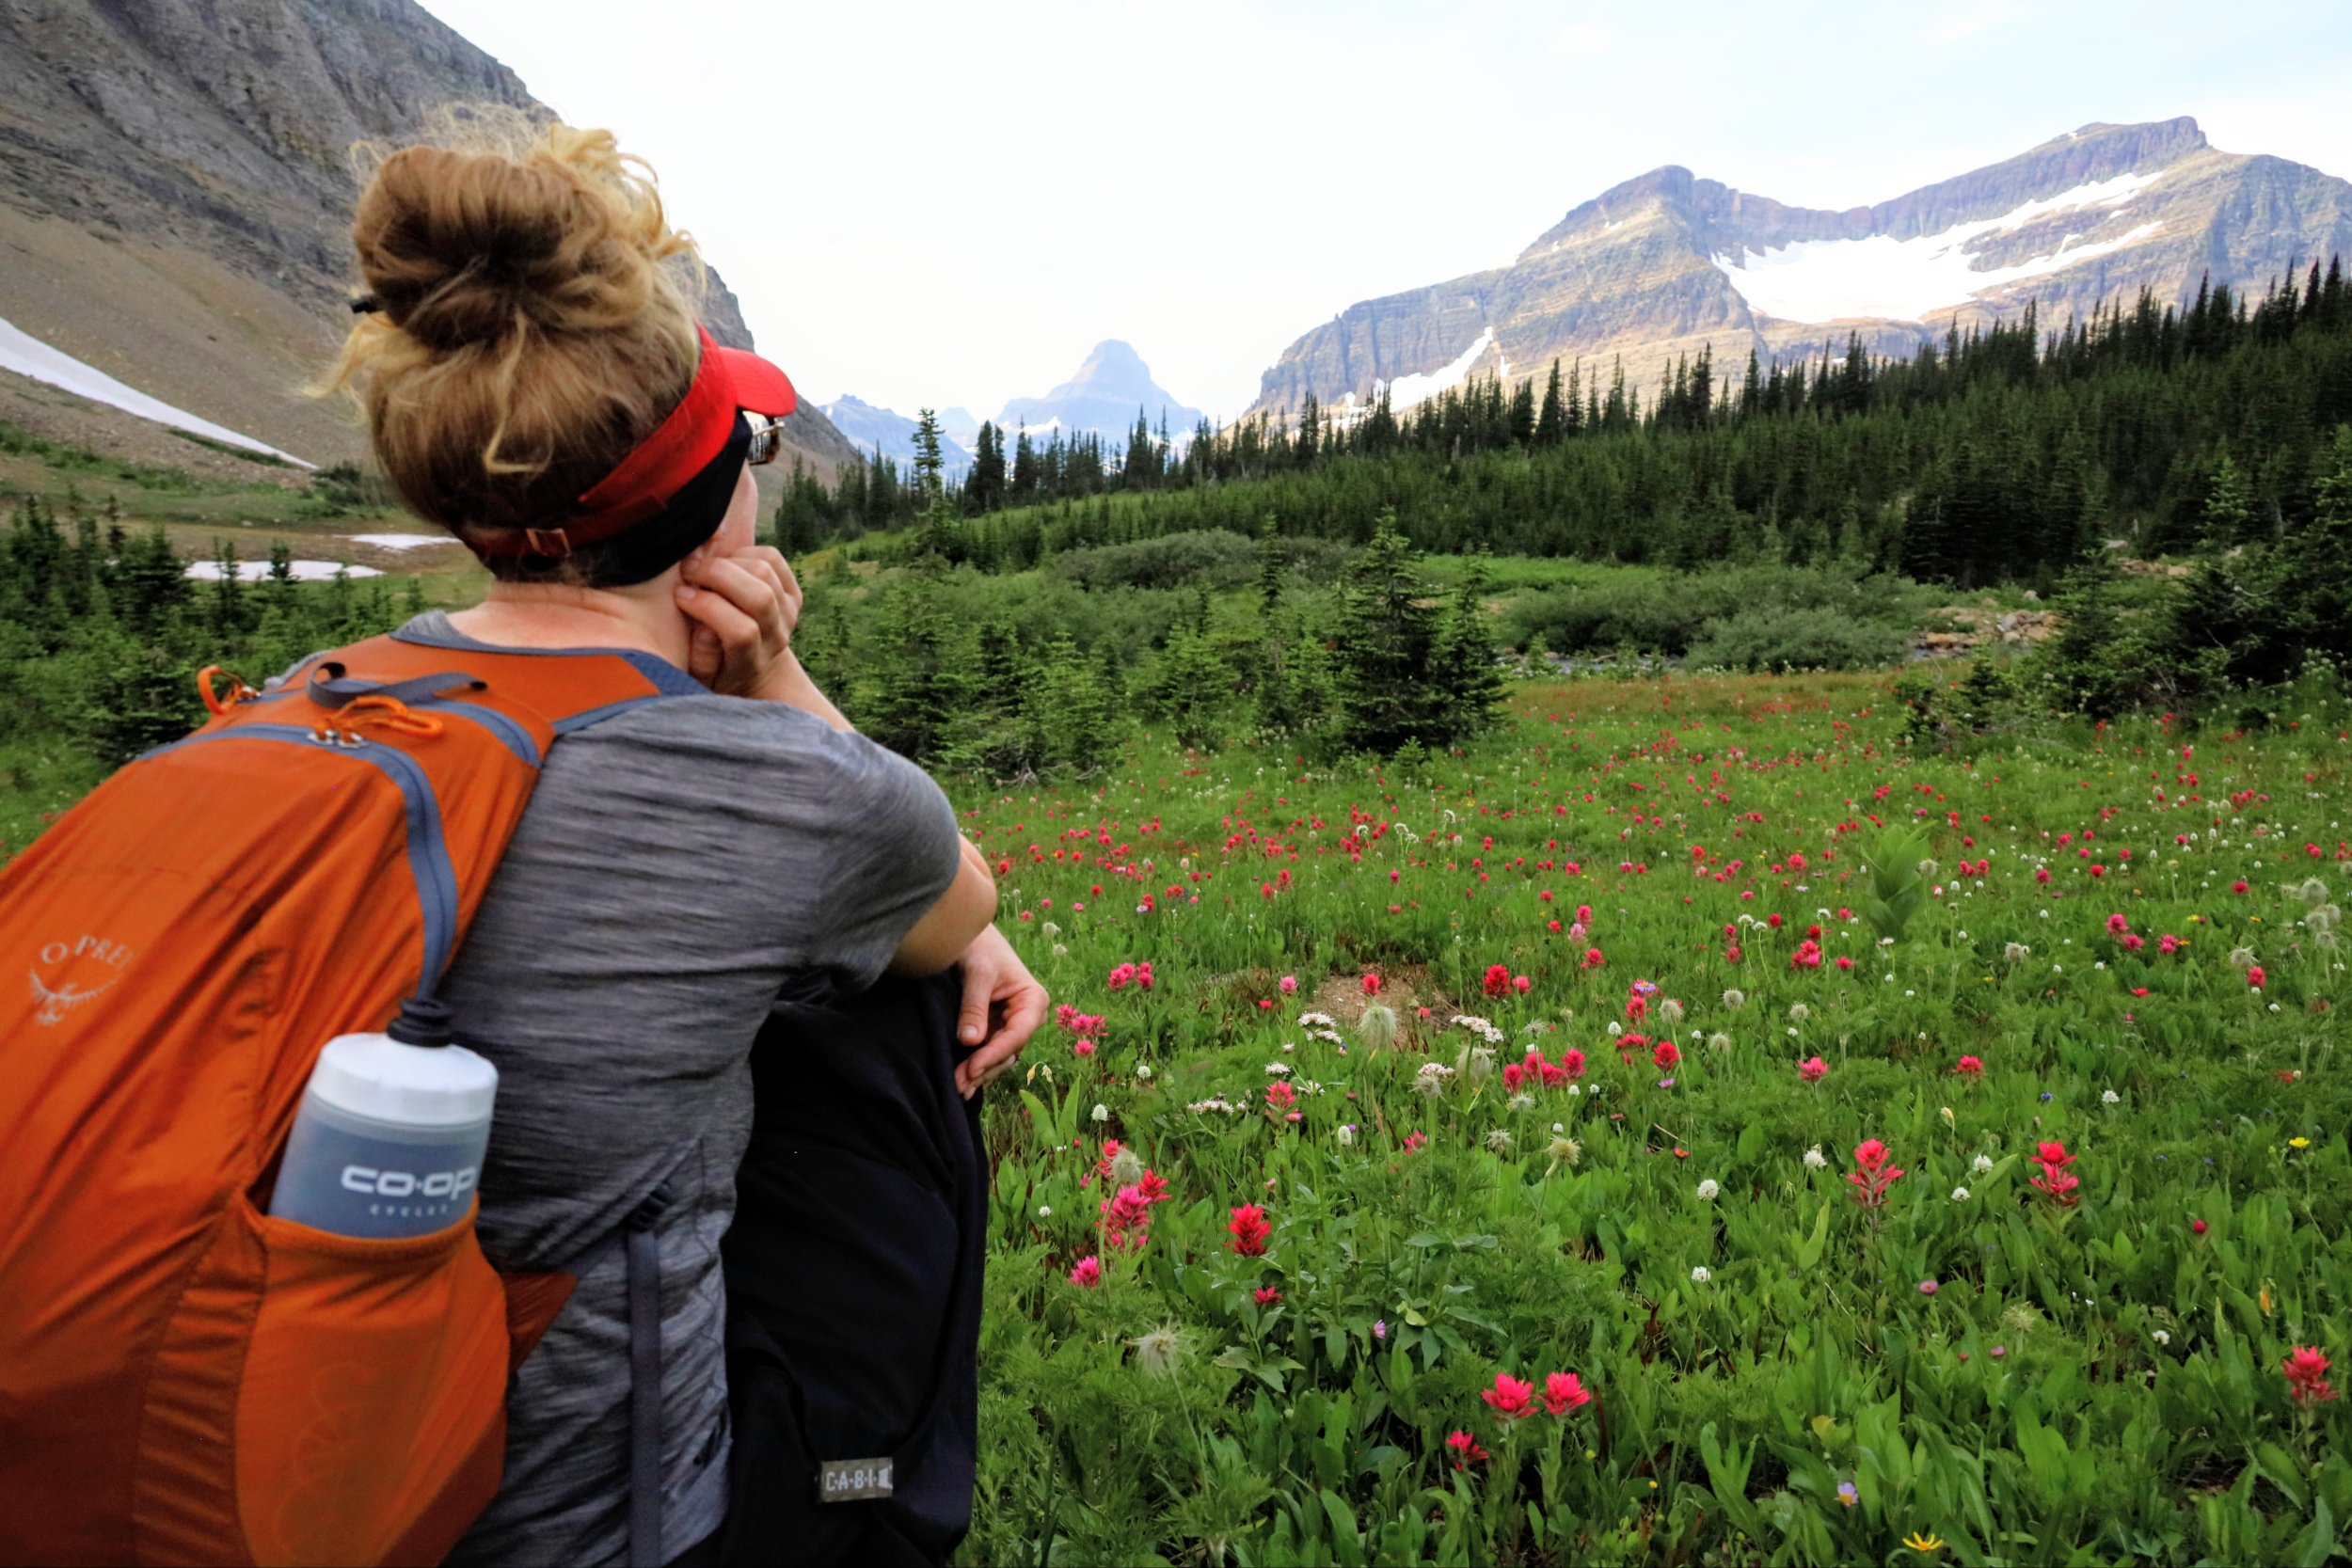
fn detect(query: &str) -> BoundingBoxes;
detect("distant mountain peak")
[1001,341,1204,441]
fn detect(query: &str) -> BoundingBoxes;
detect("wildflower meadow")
[960,668,2348,1566]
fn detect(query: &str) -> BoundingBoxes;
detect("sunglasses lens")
[746,418,784,466]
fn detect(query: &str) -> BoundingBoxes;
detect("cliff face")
[0,0,856,473]
[1249,119,2352,420]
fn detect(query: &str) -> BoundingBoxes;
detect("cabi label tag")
[818,1457,894,1501]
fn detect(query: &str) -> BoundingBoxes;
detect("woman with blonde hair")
[326,119,1041,1565]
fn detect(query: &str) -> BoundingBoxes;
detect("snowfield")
[0,314,313,467]
[1712,171,2169,324]
[184,560,380,582]
[1379,326,1496,412]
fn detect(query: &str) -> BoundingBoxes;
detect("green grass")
[946,671,2351,1566]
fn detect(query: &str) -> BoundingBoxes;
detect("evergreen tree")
[1430,551,1505,736]
[1534,360,1565,446]
[1333,509,1439,753]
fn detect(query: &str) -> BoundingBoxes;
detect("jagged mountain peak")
[1000,341,1204,442]
[1252,117,2350,422]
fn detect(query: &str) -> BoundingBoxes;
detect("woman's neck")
[445,574,691,670]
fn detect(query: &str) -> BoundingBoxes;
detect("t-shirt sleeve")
[783,721,965,993]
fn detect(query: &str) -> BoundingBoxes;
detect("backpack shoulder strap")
[303,631,704,765]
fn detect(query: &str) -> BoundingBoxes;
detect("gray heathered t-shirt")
[381,614,962,1567]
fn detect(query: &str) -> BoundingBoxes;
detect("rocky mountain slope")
[1001,340,1205,443]
[0,0,859,476]
[1249,118,2352,420]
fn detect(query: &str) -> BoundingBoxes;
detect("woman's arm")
[886,835,996,975]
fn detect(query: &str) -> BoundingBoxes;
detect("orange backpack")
[0,631,683,1567]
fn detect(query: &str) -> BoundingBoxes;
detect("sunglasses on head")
[744,412,789,467]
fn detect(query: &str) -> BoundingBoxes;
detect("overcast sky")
[418,0,2352,425]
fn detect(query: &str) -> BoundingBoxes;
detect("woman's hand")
[951,925,1049,1101]
[675,544,803,700]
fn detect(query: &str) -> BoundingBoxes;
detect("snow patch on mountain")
[0,313,312,466]
[1712,170,2170,325]
[1379,327,1496,412]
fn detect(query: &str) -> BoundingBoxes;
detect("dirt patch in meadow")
[1307,965,1457,1051]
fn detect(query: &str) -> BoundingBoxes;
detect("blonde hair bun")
[326,116,706,559]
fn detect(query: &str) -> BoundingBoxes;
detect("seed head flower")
[1129,1324,1186,1377]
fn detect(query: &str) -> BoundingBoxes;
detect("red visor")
[475,326,796,560]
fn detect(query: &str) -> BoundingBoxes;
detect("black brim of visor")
[524,415,751,586]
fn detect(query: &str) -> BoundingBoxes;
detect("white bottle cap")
[307,1033,499,1128]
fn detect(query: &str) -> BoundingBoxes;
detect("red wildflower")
[1484,963,1513,999]
[1954,1054,1984,1078]
[1253,1286,1282,1306]
[1798,1054,1827,1084]
[1653,1039,1680,1070]
[1402,1131,1428,1153]
[1790,939,1822,970]
[1444,1430,1488,1469]
[1543,1371,1592,1414]
[1560,1047,1587,1079]
[1264,1080,1296,1111]
[1481,1373,1536,1419]
[1361,972,1382,995]
[1227,1204,1271,1256]
[1581,946,1605,968]
[1846,1139,1905,1208]
[1068,1256,1102,1288]
[2248,965,2266,990]
[2029,1140,2082,1208]
[2284,1346,2339,1404]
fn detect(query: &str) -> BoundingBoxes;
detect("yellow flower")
[1903,1532,1946,1554]
[2289,1137,2312,1149]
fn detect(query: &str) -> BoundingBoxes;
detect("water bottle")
[270,999,497,1239]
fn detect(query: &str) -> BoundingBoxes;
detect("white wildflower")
[1951,1186,1971,1202]
[1691,1266,1711,1284]
[1696,1179,1721,1201]
[1089,1102,1109,1124]
[1972,1154,1994,1175]
[2101,1089,2121,1105]
[1804,1146,1829,1170]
